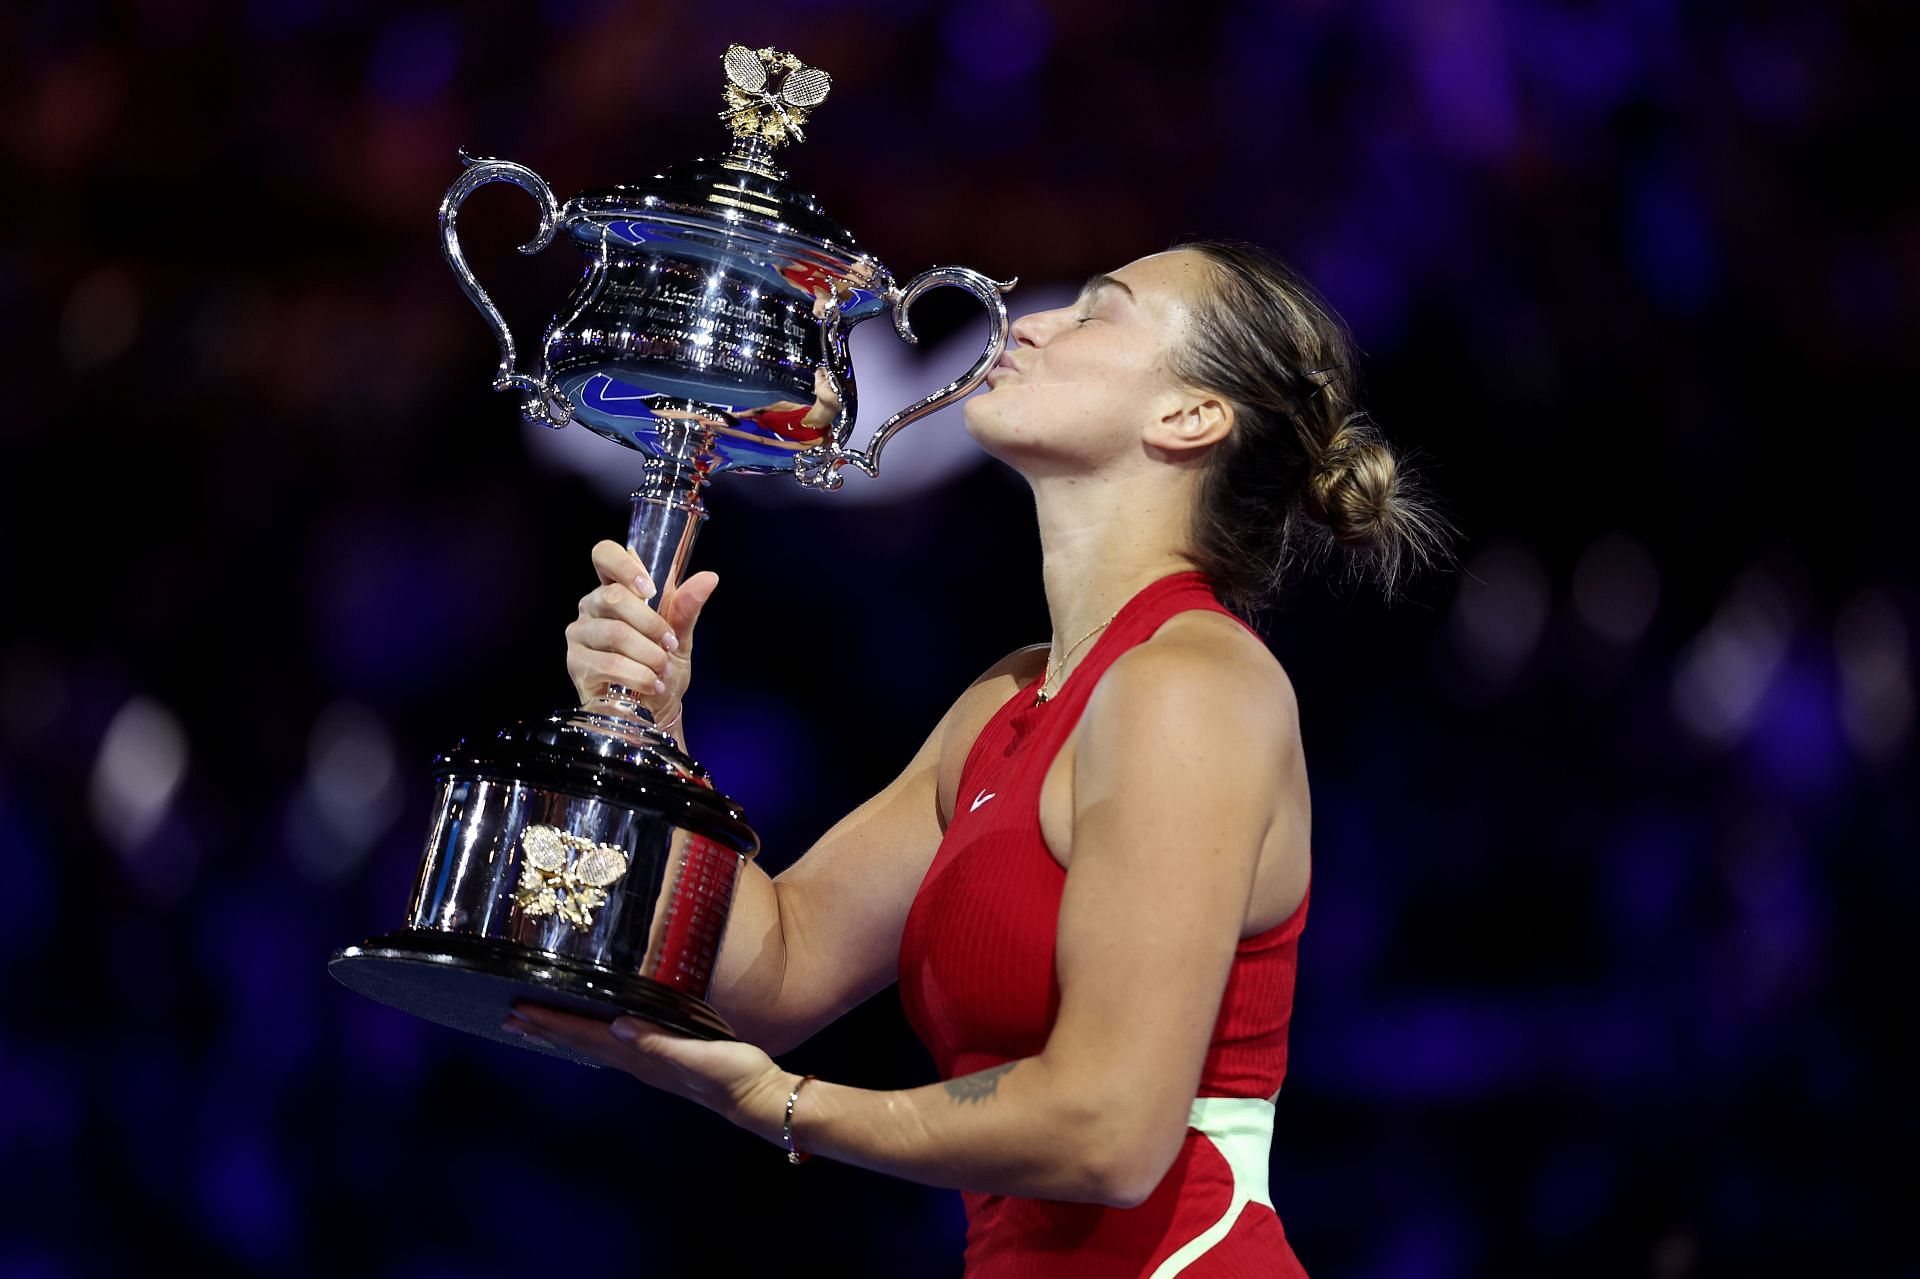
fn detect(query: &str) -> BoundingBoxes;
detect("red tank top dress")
[898,570,1311,1277]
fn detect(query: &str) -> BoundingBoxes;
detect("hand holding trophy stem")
[568,540,721,736]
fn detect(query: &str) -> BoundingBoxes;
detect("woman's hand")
[565,541,720,718]
[503,1004,796,1145]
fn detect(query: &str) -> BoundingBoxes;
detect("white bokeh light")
[1448,540,1551,683]
[1671,568,1797,746]
[290,701,405,883]
[88,696,189,853]
[1572,531,1660,647]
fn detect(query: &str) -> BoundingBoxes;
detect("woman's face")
[962,249,1220,473]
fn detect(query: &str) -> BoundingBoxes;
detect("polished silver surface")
[436,44,1015,486]
[796,265,1017,491]
[405,777,746,983]
[437,151,574,429]
[338,44,1012,1058]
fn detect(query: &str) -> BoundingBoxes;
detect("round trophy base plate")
[328,929,737,1068]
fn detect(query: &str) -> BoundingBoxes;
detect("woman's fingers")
[589,539,655,599]
[661,571,718,654]
[580,582,679,652]
[574,544,711,703]
[567,615,671,676]
[566,645,667,698]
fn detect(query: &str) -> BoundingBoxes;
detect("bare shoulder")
[1076,614,1309,936]
[1089,611,1298,746]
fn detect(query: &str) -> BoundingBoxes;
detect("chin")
[961,394,1000,446]
[961,395,1026,463]
[963,390,1096,479]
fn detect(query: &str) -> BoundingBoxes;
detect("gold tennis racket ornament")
[720,44,834,150]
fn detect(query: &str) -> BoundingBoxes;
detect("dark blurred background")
[2,0,1916,1275]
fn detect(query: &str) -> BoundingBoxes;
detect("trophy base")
[328,929,737,1068]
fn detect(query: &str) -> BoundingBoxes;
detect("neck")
[1031,464,1201,675]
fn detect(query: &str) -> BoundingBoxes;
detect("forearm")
[736,1056,1134,1206]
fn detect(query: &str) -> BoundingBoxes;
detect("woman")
[504,240,1452,1275]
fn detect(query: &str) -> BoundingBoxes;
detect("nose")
[1008,306,1061,349]
[1008,311,1041,349]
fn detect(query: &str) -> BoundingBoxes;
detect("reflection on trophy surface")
[327,44,1015,1067]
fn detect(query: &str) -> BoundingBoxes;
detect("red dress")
[898,571,1311,1277]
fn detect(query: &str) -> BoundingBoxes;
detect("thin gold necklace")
[1033,608,1123,704]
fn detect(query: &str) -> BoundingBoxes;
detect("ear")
[1145,393,1234,456]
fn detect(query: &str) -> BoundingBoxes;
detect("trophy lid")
[566,45,870,266]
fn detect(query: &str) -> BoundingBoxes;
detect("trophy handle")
[439,149,575,429]
[794,267,1016,491]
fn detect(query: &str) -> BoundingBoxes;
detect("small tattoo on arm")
[944,1061,1017,1105]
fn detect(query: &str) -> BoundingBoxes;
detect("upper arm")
[765,645,1046,1051]
[1042,635,1298,1199]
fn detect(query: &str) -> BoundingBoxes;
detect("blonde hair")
[1168,238,1459,614]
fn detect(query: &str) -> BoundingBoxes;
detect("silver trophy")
[328,45,1015,1065]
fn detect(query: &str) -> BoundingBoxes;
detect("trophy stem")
[628,452,710,599]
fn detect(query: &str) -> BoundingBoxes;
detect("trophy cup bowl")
[328,44,1014,1066]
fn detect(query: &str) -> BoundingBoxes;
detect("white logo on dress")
[970,789,997,813]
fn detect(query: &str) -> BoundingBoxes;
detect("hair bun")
[1304,427,1398,547]
[1172,238,1460,609]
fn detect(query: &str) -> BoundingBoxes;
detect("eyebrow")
[1080,273,1136,304]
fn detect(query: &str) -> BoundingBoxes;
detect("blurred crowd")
[1,0,1914,1274]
